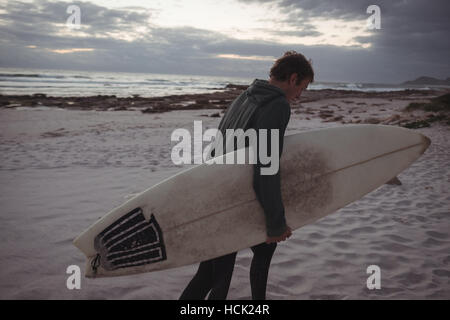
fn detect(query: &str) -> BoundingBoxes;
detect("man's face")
[286,75,310,102]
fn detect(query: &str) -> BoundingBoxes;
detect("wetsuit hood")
[246,79,286,105]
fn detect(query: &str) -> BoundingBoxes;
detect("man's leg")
[250,242,277,300]
[208,252,237,300]
[179,260,213,300]
[180,252,237,300]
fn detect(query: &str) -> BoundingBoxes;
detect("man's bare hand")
[266,226,292,244]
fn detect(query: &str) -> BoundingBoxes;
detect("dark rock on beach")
[1,85,449,128]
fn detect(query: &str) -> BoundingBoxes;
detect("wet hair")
[269,51,314,84]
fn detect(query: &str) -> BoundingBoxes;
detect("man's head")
[269,51,314,102]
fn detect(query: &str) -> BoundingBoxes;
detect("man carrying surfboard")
[180,51,314,300]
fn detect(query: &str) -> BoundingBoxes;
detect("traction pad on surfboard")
[92,207,166,272]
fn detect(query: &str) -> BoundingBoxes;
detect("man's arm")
[252,101,291,243]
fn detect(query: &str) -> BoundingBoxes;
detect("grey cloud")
[261,25,322,38]
[243,0,368,20]
[237,0,450,82]
[0,0,449,83]
[0,0,153,47]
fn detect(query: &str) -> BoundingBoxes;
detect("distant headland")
[402,76,450,86]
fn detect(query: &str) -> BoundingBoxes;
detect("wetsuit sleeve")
[252,101,291,237]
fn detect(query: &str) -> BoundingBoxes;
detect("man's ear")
[289,73,298,85]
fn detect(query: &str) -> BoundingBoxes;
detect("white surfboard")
[73,125,430,278]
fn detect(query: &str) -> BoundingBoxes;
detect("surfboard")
[73,124,430,278]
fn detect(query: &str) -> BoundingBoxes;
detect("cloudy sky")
[0,0,449,83]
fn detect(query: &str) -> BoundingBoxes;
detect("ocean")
[0,67,437,97]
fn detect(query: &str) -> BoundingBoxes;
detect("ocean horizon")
[0,67,441,98]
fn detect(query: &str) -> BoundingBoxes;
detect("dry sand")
[0,92,449,299]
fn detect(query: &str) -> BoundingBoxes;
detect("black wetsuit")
[180,79,291,300]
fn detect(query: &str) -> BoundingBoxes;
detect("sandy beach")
[0,88,449,299]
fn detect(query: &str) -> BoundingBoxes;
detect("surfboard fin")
[385,176,402,185]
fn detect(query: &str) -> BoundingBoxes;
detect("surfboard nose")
[422,134,431,147]
[395,125,431,154]
[419,133,431,154]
